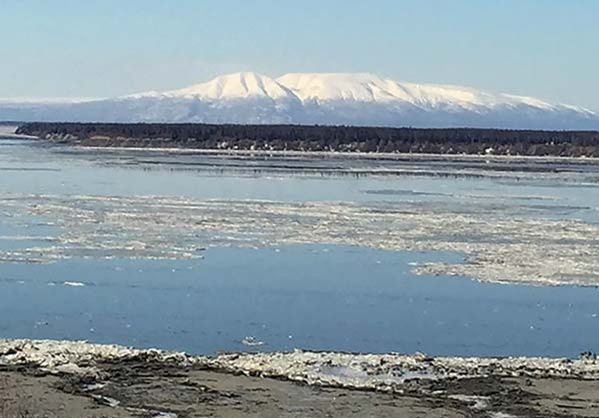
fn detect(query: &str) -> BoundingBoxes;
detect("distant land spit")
[15,122,599,158]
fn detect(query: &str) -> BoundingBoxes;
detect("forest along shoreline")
[16,122,599,158]
[1,339,599,418]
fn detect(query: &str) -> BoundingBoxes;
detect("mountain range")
[2,72,598,130]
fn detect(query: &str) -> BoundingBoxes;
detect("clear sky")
[1,0,598,110]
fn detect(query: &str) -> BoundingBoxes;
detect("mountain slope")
[277,72,588,112]
[130,72,297,101]
[1,72,598,130]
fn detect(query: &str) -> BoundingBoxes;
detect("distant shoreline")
[74,144,599,164]
[0,124,38,139]
[9,132,599,165]
[7,131,599,166]
[16,122,599,158]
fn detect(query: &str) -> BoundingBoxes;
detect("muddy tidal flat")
[2,339,599,418]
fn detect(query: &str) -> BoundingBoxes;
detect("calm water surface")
[1,138,599,357]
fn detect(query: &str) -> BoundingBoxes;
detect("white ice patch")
[150,413,178,418]
[91,394,121,408]
[241,336,266,347]
[2,339,599,391]
[63,281,86,287]
[318,365,436,387]
[489,413,517,418]
[448,394,490,410]
[1,193,599,286]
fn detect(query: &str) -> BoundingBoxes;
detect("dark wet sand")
[2,361,599,418]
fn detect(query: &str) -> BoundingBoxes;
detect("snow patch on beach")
[2,339,599,393]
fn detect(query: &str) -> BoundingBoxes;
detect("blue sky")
[1,0,598,110]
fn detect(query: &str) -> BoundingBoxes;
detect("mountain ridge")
[129,71,594,113]
[1,72,598,130]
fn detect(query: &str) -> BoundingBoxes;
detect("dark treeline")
[17,122,599,157]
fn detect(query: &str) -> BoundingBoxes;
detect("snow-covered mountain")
[2,72,598,130]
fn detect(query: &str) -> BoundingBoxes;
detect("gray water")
[1,138,599,357]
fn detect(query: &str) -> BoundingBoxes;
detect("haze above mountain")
[2,72,598,130]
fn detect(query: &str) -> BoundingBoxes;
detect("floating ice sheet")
[1,193,599,286]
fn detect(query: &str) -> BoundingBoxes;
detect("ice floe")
[63,281,86,287]
[1,193,599,286]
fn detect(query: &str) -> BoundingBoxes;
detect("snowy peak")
[164,72,295,101]
[276,73,405,103]
[128,72,594,116]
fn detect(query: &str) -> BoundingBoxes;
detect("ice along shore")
[1,338,599,417]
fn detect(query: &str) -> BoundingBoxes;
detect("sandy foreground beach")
[1,340,599,417]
